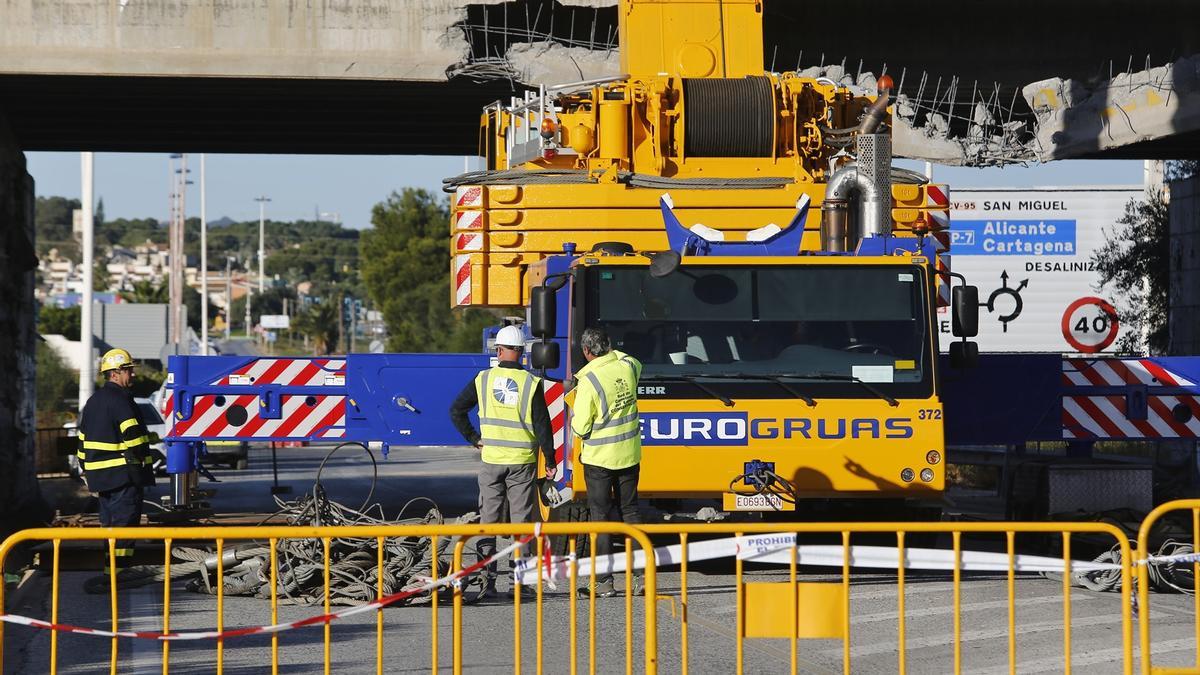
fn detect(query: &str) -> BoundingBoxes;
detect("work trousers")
[98,483,143,572]
[582,462,642,583]
[476,462,536,581]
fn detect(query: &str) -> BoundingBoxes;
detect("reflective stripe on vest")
[475,367,541,465]
[81,425,151,472]
[580,354,641,470]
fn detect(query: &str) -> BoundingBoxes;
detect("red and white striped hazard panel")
[927,185,952,308]
[935,254,952,308]
[544,380,572,488]
[455,186,483,209]
[1062,358,1200,439]
[454,210,483,230]
[169,359,348,440]
[454,254,473,306]
[215,358,347,387]
[926,184,950,233]
[454,232,483,252]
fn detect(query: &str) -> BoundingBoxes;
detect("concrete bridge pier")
[0,109,43,530]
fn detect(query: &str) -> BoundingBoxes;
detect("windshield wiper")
[642,373,735,407]
[780,372,899,407]
[705,373,816,407]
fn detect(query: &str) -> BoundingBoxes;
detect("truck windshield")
[582,264,932,398]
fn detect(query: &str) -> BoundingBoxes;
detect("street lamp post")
[78,152,95,411]
[255,196,270,295]
[245,284,252,339]
[170,154,191,354]
[199,154,208,355]
[225,256,233,341]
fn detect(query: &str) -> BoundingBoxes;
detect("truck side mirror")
[949,341,979,369]
[952,285,979,338]
[648,250,681,278]
[530,341,560,370]
[530,286,556,339]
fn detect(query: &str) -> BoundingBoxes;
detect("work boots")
[631,575,645,597]
[576,578,617,598]
[479,578,498,601]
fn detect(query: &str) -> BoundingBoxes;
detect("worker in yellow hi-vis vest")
[450,325,554,598]
[570,327,644,599]
[78,348,157,586]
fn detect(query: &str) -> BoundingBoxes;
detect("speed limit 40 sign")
[1061,297,1119,353]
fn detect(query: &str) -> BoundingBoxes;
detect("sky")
[24,153,471,230]
[24,152,1148,230]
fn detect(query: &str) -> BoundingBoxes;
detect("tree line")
[35,188,500,360]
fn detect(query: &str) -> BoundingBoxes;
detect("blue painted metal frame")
[661,193,810,256]
[942,353,1200,444]
[165,352,492,476]
[941,353,1064,444]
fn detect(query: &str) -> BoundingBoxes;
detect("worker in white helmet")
[449,324,554,598]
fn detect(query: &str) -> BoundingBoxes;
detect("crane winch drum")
[682,76,775,157]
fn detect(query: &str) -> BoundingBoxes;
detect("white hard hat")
[495,325,526,349]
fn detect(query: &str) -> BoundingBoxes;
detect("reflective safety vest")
[78,381,156,493]
[572,350,642,470]
[474,366,542,465]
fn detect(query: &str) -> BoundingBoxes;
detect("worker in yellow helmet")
[449,325,554,599]
[571,327,644,598]
[79,348,156,586]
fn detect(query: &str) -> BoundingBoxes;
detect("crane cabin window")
[582,263,933,399]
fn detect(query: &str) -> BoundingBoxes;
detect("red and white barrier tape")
[0,528,541,641]
[13,528,1179,639]
[513,532,1127,585]
[1144,552,1200,566]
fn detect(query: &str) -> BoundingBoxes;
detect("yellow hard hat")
[99,348,134,373]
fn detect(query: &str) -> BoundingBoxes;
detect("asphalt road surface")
[5,445,1200,674]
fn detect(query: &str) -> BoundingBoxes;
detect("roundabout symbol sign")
[1060,297,1119,353]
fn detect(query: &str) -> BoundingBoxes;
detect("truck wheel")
[547,502,590,557]
[591,241,634,256]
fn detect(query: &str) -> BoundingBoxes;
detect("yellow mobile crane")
[445,0,973,516]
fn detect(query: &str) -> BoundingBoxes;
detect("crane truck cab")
[525,197,979,516]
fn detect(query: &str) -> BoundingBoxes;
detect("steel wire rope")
[85,443,486,606]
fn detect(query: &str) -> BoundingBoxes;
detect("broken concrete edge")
[500,52,1200,166]
[1023,54,1200,161]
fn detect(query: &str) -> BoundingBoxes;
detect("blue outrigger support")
[163,352,491,504]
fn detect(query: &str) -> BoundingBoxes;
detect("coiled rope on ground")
[1043,539,1196,594]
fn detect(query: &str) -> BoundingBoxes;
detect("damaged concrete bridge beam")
[1024,54,1200,160]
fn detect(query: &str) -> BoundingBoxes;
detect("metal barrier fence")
[1138,498,1200,675]
[631,522,1134,675]
[0,523,658,675]
[19,515,1200,673]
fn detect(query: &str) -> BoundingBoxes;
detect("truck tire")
[547,502,590,558]
[591,242,634,256]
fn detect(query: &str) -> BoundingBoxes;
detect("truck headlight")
[926,450,941,465]
[920,468,935,483]
[900,468,915,483]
